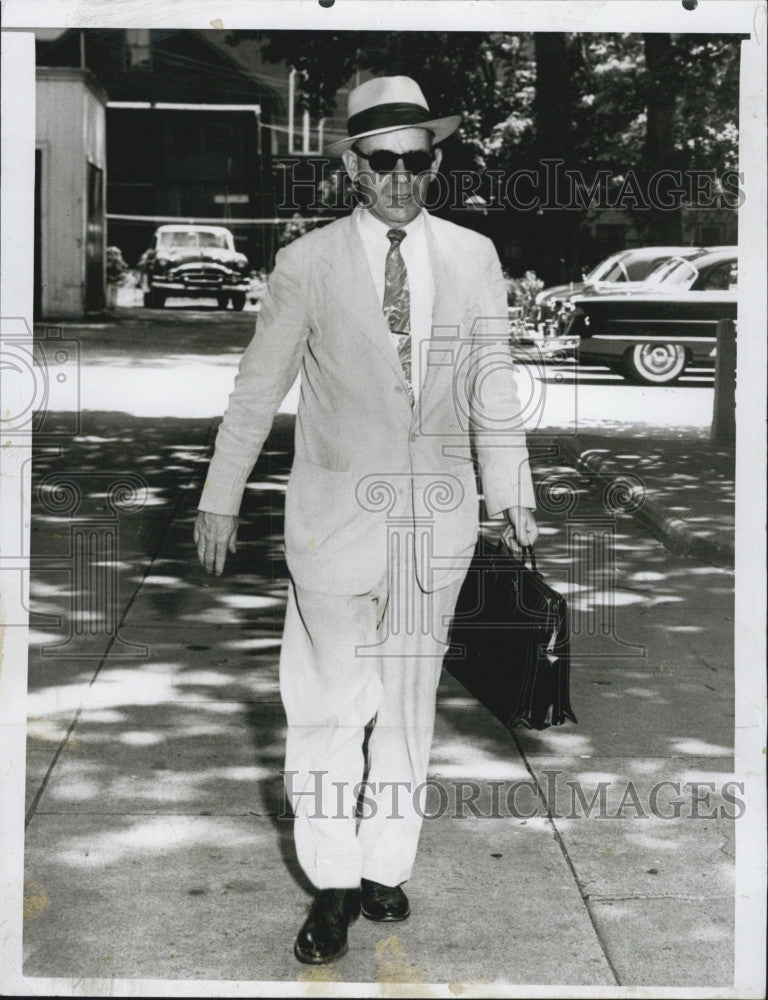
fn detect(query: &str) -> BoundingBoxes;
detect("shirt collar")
[356,205,425,242]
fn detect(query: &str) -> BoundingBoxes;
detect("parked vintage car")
[514,245,721,358]
[535,245,714,313]
[558,247,737,384]
[137,224,250,309]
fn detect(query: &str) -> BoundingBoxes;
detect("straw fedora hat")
[326,75,461,155]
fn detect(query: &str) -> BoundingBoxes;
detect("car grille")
[171,264,232,285]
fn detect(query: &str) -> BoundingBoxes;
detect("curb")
[557,435,734,570]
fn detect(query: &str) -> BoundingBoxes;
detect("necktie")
[382,228,413,404]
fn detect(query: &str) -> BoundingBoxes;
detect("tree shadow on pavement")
[22,411,734,984]
[26,415,734,815]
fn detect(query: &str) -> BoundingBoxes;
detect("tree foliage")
[235,30,739,177]
[226,29,740,277]
[257,31,536,172]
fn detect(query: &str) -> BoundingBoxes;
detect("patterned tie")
[382,228,413,404]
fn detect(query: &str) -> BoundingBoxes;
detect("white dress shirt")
[355,206,435,401]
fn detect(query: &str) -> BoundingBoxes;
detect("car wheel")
[230,292,246,311]
[216,295,229,310]
[622,343,687,385]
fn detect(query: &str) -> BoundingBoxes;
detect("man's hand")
[194,511,239,576]
[502,506,538,554]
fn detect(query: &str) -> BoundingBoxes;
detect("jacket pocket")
[285,457,355,549]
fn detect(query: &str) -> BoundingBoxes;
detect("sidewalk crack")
[510,730,622,986]
[586,894,730,903]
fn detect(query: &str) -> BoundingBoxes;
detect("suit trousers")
[279,545,466,889]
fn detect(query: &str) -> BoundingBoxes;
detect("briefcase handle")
[497,537,538,574]
[523,544,538,573]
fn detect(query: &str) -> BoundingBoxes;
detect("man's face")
[342,127,442,228]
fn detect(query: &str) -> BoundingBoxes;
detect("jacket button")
[410,432,417,442]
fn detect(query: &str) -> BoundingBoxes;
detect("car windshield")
[586,254,623,282]
[157,231,229,249]
[645,257,699,288]
[597,259,632,282]
[587,253,678,283]
[623,256,679,281]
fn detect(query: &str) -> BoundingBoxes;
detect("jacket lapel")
[419,215,467,405]
[322,212,407,384]
[321,210,470,402]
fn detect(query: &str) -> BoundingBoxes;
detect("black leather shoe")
[360,878,410,922]
[294,888,360,965]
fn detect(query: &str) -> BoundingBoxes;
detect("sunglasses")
[352,145,435,176]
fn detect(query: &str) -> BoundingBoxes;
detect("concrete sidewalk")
[557,432,735,569]
[21,411,735,990]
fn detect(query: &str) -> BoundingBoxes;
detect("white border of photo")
[1,3,765,997]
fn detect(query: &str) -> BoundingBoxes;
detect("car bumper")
[513,334,580,356]
[151,279,249,294]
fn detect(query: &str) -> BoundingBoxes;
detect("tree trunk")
[531,33,578,284]
[641,34,683,243]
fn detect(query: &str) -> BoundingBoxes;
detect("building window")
[205,123,233,154]
[172,119,204,158]
[124,29,152,70]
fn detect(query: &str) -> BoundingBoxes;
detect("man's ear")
[341,148,359,181]
[421,146,443,187]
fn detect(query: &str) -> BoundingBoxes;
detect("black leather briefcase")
[445,539,577,731]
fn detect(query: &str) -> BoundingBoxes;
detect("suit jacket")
[198,208,536,594]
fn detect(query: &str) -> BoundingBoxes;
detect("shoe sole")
[294,939,349,964]
[361,907,410,922]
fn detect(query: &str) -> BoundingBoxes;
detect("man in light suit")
[195,76,538,964]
